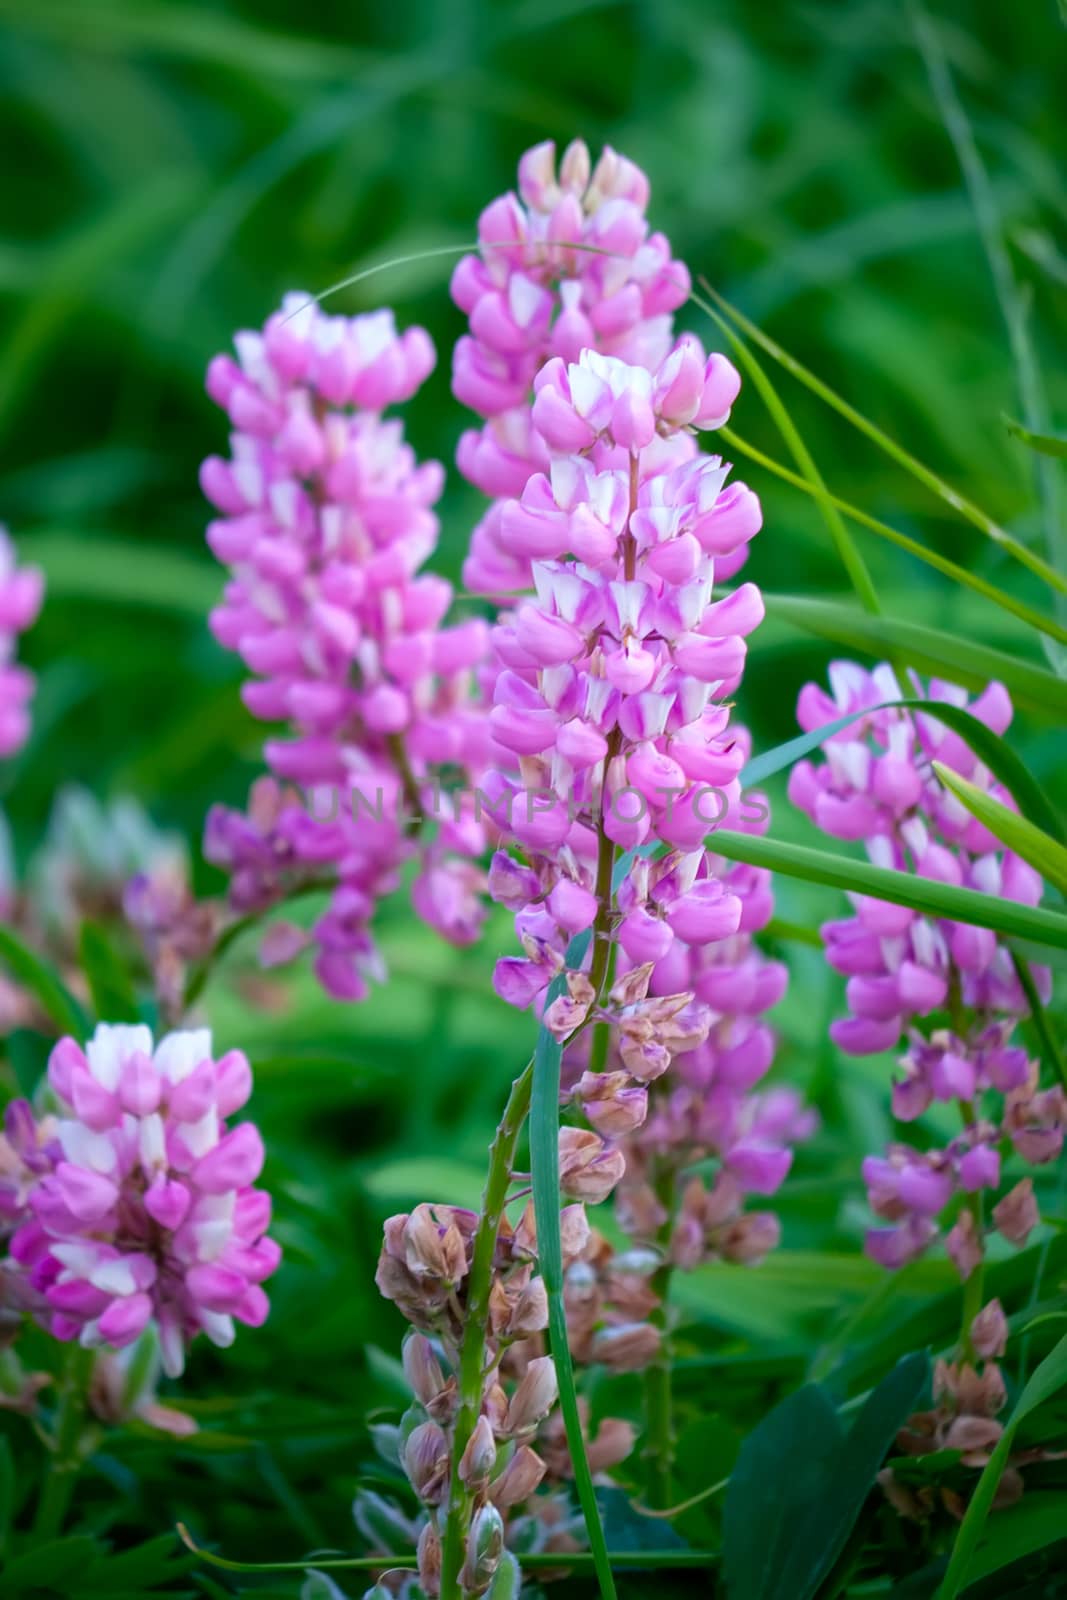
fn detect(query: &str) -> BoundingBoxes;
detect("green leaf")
[932,763,1067,896]
[760,593,1067,719]
[724,1355,928,1600]
[17,532,219,618]
[1004,415,1067,458]
[78,920,140,1023]
[0,925,89,1036]
[741,696,1063,843]
[1,1535,104,1592]
[961,1491,1067,1586]
[699,284,1067,599]
[0,1439,13,1562]
[704,831,1067,953]
[530,936,618,1600]
[937,1334,1067,1598]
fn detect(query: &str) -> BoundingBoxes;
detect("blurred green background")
[1,0,1065,1584]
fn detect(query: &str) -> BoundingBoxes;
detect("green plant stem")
[33,1344,95,1542]
[439,1058,534,1600]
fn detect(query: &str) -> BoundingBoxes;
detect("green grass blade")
[931,762,1067,896]
[701,283,1067,599]
[721,427,1067,647]
[1004,415,1067,459]
[77,921,140,1024]
[936,1333,1067,1599]
[742,697,1064,842]
[688,288,881,614]
[911,2,1064,606]
[761,592,1067,719]
[17,533,219,617]
[1011,952,1067,1094]
[0,926,89,1037]
[703,831,1067,952]
[531,939,617,1600]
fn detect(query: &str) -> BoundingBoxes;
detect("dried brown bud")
[417,1519,442,1596]
[402,1420,450,1505]
[459,1414,497,1487]
[402,1332,446,1407]
[505,1354,559,1436]
[992,1179,1039,1245]
[490,1444,547,1507]
[590,1320,661,1372]
[557,1127,626,1203]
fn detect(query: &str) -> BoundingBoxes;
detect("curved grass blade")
[700,282,1067,599]
[931,762,1067,896]
[702,832,1067,952]
[720,428,1067,648]
[0,926,89,1037]
[910,2,1064,601]
[741,697,1064,843]
[761,592,1067,720]
[936,1333,1067,1599]
[687,290,880,615]
[175,1523,714,1575]
[531,932,618,1600]
[1011,951,1067,1094]
[1004,416,1067,459]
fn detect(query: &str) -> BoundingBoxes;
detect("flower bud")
[402,1419,450,1505]
[459,1414,497,1487]
[992,1178,1039,1245]
[590,1320,661,1372]
[402,1330,446,1407]
[970,1298,1009,1361]
[489,1444,547,1507]
[557,1127,626,1203]
[461,1503,505,1595]
[417,1519,442,1596]
[504,1355,559,1435]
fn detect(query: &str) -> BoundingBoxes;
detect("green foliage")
[2,1,1066,1597]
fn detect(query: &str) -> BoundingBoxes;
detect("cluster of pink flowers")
[790,663,1060,1274]
[5,1024,278,1377]
[0,526,43,763]
[201,298,490,999]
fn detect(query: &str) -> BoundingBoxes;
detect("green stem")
[956,1090,985,1363]
[181,876,333,1014]
[439,1059,534,1600]
[33,1344,95,1541]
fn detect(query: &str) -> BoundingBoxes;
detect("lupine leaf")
[0,925,89,1037]
[740,696,1064,842]
[936,1334,1067,1598]
[760,593,1067,718]
[704,831,1067,951]
[931,763,1067,896]
[724,1354,927,1600]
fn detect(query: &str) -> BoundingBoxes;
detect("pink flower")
[202,297,491,999]
[0,527,44,760]
[9,1024,279,1376]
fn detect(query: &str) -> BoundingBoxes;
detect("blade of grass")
[1004,416,1067,459]
[1011,951,1067,1094]
[761,592,1067,719]
[531,936,618,1600]
[0,926,90,1037]
[931,762,1067,896]
[701,831,1067,952]
[911,1,1064,620]
[700,282,1067,599]
[720,427,1067,648]
[687,288,881,614]
[740,697,1063,842]
[935,1333,1067,1599]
